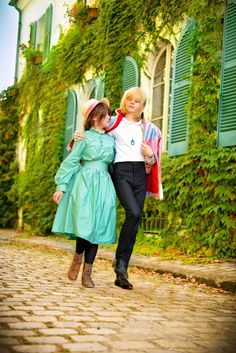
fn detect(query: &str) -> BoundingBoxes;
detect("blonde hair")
[120,87,146,117]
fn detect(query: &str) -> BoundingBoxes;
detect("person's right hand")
[74,130,85,142]
[53,191,63,204]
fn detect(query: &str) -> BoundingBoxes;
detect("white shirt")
[109,118,145,163]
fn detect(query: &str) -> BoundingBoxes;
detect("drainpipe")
[8,1,23,229]
[9,0,22,84]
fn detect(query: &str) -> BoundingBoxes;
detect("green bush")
[0,87,19,227]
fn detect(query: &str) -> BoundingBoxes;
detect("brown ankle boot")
[82,263,95,288]
[68,252,83,280]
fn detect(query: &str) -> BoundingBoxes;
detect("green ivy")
[0,87,19,227]
[158,147,236,257]
[0,0,235,257]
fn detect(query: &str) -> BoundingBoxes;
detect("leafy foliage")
[0,87,19,227]
[0,0,235,257]
[157,148,236,257]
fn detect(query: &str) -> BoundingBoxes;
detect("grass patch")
[12,231,235,265]
[100,233,227,264]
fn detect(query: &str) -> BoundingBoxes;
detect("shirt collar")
[123,117,142,126]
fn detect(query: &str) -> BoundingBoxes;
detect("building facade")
[5,0,235,256]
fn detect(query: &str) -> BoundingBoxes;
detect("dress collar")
[90,127,105,134]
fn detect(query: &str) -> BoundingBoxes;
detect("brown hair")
[84,103,110,131]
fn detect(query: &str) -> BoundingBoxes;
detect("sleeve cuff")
[145,154,156,165]
[56,184,66,192]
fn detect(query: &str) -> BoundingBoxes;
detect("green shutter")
[95,76,105,100]
[43,4,53,58]
[30,22,37,48]
[122,56,139,92]
[88,79,96,99]
[64,90,77,159]
[168,20,195,157]
[217,0,236,146]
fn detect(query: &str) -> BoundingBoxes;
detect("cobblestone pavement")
[0,238,236,353]
[1,229,235,292]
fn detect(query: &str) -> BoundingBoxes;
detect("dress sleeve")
[55,139,86,192]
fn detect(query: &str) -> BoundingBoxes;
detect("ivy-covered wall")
[0,0,235,256]
[0,87,19,227]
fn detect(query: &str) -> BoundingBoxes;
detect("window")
[63,90,78,159]
[29,22,37,48]
[29,4,53,59]
[88,77,105,100]
[217,0,236,146]
[35,14,45,52]
[89,85,96,99]
[152,50,165,126]
[151,44,173,151]
[168,20,195,157]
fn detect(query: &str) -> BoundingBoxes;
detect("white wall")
[17,0,75,79]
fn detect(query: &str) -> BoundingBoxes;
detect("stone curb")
[1,229,236,293]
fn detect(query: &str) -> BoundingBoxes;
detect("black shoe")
[115,276,133,290]
[114,259,128,278]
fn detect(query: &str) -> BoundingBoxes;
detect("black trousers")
[76,237,98,264]
[112,162,146,266]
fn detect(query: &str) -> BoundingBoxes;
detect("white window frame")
[35,14,45,52]
[151,43,173,152]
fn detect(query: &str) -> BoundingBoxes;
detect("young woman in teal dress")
[52,98,116,288]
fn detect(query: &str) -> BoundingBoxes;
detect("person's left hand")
[53,191,63,204]
[141,143,153,158]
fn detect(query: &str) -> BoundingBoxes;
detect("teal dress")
[52,128,116,244]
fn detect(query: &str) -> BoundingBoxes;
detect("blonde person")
[71,87,162,290]
[52,98,116,288]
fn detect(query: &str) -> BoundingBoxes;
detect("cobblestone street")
[0,239,236,353]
